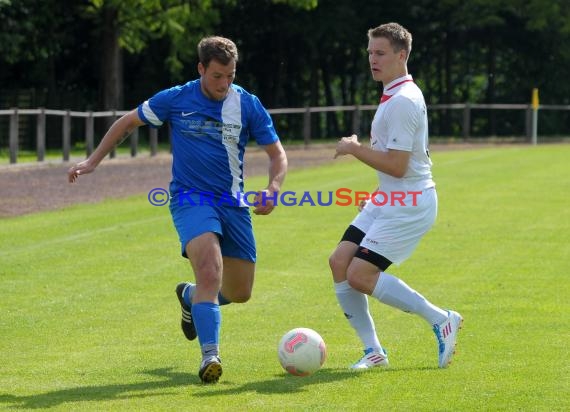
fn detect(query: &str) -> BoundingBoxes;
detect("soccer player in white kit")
[331,22,463,369]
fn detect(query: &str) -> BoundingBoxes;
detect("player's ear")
[399,49,407,62]
[197,62,205,76]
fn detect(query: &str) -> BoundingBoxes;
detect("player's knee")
[194,262,222,289]
[346,268,366,293]
[329,251,348,274]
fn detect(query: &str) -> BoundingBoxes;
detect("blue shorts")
[169,192,256,262]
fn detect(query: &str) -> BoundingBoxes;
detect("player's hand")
[334,134,359,159]
[253,189,275,215]
[358,199,368,212]
[68,159,96,183]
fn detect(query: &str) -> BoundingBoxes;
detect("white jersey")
[370,74,435,193]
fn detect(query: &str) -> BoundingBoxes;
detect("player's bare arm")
[67,110,145,183]
[334,134,410,178]
[253,140,288,215]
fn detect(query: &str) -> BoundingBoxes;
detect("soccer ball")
[278,327,326,376]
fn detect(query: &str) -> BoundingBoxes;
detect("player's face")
[198,59,236,101]
[368,37,407,85]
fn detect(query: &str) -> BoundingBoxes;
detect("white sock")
[372,272,448,325]
[334,280,382,351]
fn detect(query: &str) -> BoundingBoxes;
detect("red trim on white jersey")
[380,79,414,104]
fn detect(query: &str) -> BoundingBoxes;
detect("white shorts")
[351,187,437,265]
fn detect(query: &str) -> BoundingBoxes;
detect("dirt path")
[0,142,508,218]
[0,145,341,218]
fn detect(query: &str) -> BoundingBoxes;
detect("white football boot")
[350,348,389,370]
[433,310,464,368]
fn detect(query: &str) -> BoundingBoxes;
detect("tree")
[3,0,570,142]
[83,0,220,110]
[0,0,92,107]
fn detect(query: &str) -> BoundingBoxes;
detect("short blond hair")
[368,23,412,57]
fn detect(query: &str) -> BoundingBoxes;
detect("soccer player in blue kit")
[68,36,288,383]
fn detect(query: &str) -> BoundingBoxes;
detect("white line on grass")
[1,216,165,258]
[433,147,524,167]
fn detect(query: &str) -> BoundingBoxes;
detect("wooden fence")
[1,103,568,164]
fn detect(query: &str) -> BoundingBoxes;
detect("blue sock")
[218,292,231,306]
[191,302,221,350]
[182,284,230,306]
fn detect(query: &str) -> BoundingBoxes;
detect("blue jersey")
[137,80,279,205]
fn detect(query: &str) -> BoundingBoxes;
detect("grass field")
[1,145,568,411]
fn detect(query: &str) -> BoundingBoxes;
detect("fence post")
[36,108,46,162]
[462,103,471,141]
[62,110,71,161]
[531,109,538,145]
[303,107,311,148]
[9,108,18,164]
[109,110,117,158]
[85,112,94,157]
[531,88,539,145]
[130,128,139,157]
[149,128,158,156]
[525,105,532,141]
[352,105,361,136]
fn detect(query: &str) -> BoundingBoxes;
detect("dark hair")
[197,36,239,67]
[368,23,412,57]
